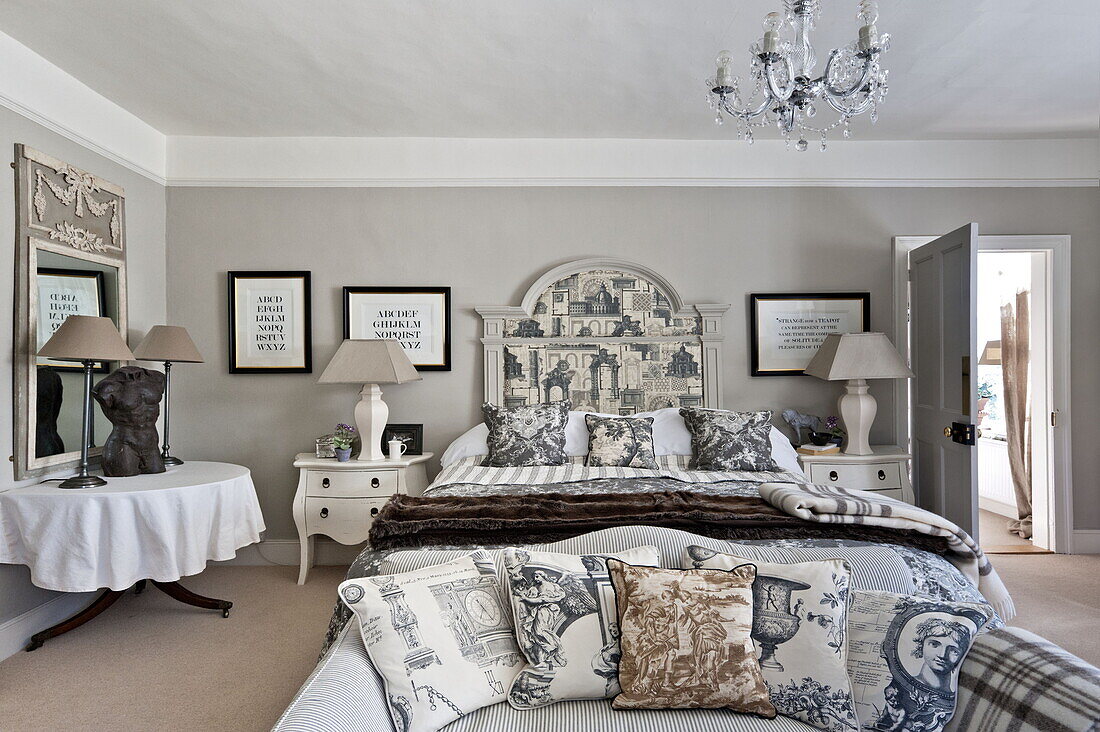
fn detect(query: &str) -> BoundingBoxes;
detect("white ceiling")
[2,0,1097,140]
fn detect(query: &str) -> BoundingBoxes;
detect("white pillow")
[339,552,524,732]
[440,408,804,475]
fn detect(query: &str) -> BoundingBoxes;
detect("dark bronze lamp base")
[57,474,108,489]
[162,455,184,467]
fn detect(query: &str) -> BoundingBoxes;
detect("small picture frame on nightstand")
[381,424,423,455]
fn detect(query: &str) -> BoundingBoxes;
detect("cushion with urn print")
[679,407,780,471]
[682,545,857,731]
[482,401,571,467]
[338,551,524,732]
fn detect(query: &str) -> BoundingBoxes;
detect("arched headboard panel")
[477,258,729,412]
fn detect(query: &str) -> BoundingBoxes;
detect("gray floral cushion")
[680,407,779,472]
[584,415,659,469]
[482,401,570,467]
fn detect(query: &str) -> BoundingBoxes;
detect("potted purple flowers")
[332,423,356,462]
[809,416,846,446]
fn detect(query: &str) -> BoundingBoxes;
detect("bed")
[273,260,1100,732]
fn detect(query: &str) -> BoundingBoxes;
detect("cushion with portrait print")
[846,590,994,732]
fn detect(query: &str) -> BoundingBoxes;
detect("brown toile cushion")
[606,559,777,717]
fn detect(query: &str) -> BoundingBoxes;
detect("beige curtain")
[1001,291,1032,538]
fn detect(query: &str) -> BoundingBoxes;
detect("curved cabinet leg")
[26,588,126,651]
[297,534,315,585]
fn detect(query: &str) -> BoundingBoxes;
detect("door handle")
[319,507,329,518]
[877,470,886,481]
[828,471,839,481]
[371,477,380,488]
[945,422,977,446]
[370,507,379,517]
[321,477,330,488]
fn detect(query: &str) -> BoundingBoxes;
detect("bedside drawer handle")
[371,507,379,517]
[371,477,380,488]
[321,477,330,488]
[878,470,886,481]
[319,507,329,519]
[828,471,839,482]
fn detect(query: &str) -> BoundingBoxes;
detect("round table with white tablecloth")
[0,461,265,650]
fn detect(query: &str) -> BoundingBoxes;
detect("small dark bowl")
[809,431,832,446]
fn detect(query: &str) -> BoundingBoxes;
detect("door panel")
[910,224,979,537]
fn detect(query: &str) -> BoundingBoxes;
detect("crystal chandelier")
[706,0,890,151]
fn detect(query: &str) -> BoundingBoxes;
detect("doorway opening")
[893,234,1072,553]
[975,251,1053,553]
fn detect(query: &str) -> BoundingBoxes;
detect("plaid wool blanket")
[760,481,1016,621]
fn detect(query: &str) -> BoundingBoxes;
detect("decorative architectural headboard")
[477,258,729,413]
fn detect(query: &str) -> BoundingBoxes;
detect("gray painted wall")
[164,186,1099,542]
[0,107,166,624]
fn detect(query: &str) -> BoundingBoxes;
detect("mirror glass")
[33,249,123,459]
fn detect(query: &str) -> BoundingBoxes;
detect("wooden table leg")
[151,580,233,618]
[25,588,126,651]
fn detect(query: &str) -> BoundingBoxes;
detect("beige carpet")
[0,556,1097,732]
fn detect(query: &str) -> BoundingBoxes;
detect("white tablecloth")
[0,462,266,592]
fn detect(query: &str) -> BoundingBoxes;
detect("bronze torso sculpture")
[92,366,166,476]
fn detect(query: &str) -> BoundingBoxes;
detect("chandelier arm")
[823,92,873,118]
[720,94,771,119]
[820,48,875,99]
[764,57,796,102]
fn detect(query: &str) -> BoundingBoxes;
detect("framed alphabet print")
[37,267,107,372]
[228,271,312,373]
[750,292,870,376]
[343,287,451,371]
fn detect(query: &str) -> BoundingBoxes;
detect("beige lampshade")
[38,315,134,362]
[318,339,422,385]
[978,340,1002,366]
[133,325,204,363]
[804,332,914,381]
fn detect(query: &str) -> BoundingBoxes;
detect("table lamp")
[318,340,421,461]
[133,325,204,466]
[804,332,914,455]
[37,315,135,488]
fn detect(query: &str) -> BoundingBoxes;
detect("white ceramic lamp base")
[838,378,875,456]
[354,383,387,461]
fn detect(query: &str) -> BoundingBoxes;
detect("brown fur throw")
[368,490,951,555]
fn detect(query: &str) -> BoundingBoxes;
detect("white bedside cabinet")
[292,452,433,584]
[797,445,914,505]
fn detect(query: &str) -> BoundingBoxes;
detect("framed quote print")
[37,267,107,372]
[750,292,870,376]
[343,286,451,371]
[228,271,312,373]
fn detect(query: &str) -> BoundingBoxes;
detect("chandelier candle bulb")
[763,31,779,54]
[715,51,735,88]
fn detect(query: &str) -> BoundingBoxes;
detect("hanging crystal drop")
[820,133,827,151]
[715,110,724,125]
[843,119,851,139]
[746,130,755,145]
[796,138,808,152]
[870,107,878,124]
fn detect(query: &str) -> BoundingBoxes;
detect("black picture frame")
[343,286,451,371]
[381,423,423,456]
[750,292,871,377]
[227,271,313,374]
[36,267,109,373]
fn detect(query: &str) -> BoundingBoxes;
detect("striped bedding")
[278,525,1098,732]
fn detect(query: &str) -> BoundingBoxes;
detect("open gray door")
[909,224,979,537]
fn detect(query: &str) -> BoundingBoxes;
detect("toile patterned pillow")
[502,545,660,709]
[679,407,779,471]
[584,414,659,469]
[606,559,777,717]
[847,590,993,732]
[338,551,524,732]
[482,401,570,467]
[682,546,857,731]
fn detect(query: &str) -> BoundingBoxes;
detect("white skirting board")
[214,539,365,568]
[1073,531,1100,554]
[0,591,97,661]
